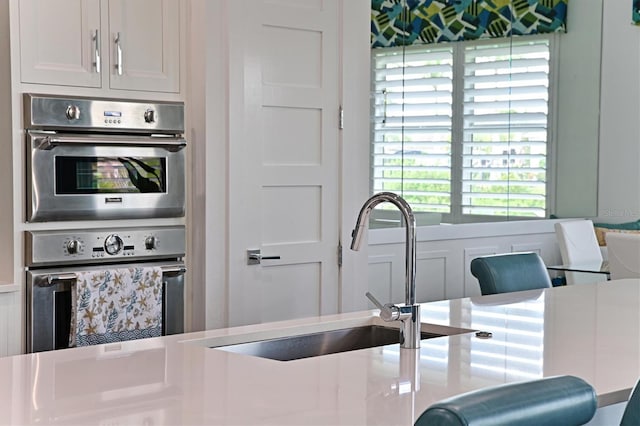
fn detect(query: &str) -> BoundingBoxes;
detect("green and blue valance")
[634,0,640,25]
[372,0,568,48]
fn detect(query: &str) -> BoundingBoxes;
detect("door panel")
[262,107,322,166]
[261,25,322,87]
[259,262,321,323]
[261,186,322,244]
[228,0,340,326]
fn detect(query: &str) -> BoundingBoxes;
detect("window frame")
[370,34,559,224]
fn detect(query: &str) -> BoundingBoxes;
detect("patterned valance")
[372,0,568,48]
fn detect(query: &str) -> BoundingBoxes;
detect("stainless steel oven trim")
[25,226,186,267]
[24,93,185,134]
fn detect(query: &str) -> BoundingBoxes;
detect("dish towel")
[70,267,163,347]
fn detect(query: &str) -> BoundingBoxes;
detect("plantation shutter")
[371,37,552,222]
[371,45,454,214]
[461,38,550,218]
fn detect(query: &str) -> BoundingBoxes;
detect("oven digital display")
[55,156,167,194]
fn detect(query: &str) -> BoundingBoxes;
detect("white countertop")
[1,279,639,425]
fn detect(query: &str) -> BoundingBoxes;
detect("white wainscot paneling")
[366,220,563,302]
[0,291,20,357]
[511,243,543,255]
[366,248,451,305]
[367,254,396,307]
[415,249,449,303]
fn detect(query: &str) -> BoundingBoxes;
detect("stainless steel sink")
[210,325,444,361]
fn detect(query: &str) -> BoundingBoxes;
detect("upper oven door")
[27,131,186,222]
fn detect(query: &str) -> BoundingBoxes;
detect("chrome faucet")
[350,192,421,349]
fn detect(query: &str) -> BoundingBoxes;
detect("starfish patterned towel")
[70,267,163,347]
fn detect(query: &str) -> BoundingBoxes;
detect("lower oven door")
[26,131,186,222]
[26,261,185,353]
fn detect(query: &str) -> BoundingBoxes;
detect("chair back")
[555,220,604,285]
[605,232,640,279]
[414,375,597,426]
[470,252,552,296]
[620,378,640,426]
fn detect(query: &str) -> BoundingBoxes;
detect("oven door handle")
[34,136,186,151]
[162,265,187,276]
[38,266,185,287]
[46,273,78,286]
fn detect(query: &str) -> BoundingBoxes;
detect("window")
[371,36,554,223]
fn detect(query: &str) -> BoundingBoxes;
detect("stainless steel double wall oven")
[23,94,187,353]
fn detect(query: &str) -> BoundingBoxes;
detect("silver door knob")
[247,249,281,265]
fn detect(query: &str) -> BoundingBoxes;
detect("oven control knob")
[66,240,81,255]
[66,105,81,120]
[144,109,156,123]
[104,234,124,255]
[145,236,157,250]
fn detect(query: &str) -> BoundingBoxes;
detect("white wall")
[597,0,640,222]
[554,0,603,218]
[338,0,372,314]
[0,0,13,284]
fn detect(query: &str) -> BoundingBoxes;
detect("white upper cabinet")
[18,0,180,94]
[18,0,102,88]
[107,0,180,92]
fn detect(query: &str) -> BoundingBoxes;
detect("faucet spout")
[351,192,420,349]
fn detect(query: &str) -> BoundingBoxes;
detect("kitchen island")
[1,279,639,425]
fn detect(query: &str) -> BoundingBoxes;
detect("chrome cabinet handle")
[93,29,101,73]
[247,249,281,265]
[114,32,123,75]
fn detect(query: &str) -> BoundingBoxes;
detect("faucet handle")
[366,291,400,322]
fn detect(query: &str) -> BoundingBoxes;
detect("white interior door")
[228,0,340,326]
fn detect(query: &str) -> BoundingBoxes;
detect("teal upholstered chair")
[470,252,552,296]
[414,375,597,426]
[620,378,640,426]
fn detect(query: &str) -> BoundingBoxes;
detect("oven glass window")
[56,156,167,194]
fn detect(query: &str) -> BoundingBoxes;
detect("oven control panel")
[25,226,185,267]
[24,93,185,134]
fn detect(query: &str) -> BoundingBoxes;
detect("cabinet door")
[19,0,102,87]
[107,0,180,93]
